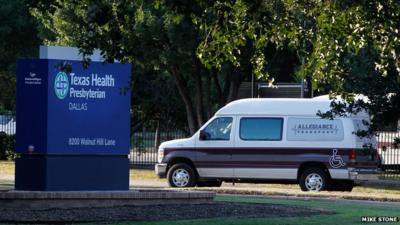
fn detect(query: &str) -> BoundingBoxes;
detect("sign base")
[15,155,129,191]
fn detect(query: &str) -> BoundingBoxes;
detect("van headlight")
[157,148,164,163]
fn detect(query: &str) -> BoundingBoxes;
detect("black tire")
[167,163,196,188]
[197,180,222,187]
[299,168,331,192]
[330,180,354,192]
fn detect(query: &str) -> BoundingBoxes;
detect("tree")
[281,0,400,131]
[32,0,400,135]
[131,69,188,132]
[196,0,400,131]
[0,0,42,111]
[31,0,255,134]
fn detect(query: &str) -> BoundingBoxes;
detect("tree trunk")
[222,68,232,105]
[170,66,198,134]
[194,61,204,127]
[154,120,160,150]
[227,67,241,103]
[204,71,212,119]
[211,69,223,104]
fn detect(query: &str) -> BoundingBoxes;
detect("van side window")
[240,118,283,141]
[202,117,233,140]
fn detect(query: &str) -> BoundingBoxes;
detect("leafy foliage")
[197,0,400,131]
[32,0,214,133]
[30,0,400,134]
[0,0,42,110]
[0,133,16,161]
[196,0,274,82]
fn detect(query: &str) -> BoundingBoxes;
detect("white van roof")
[313,94,369,102]
[215,98,369,117]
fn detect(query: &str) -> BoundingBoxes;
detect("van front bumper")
[348,168,381,181]
[155,163,167,178]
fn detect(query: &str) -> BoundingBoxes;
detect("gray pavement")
[0,175,14,191]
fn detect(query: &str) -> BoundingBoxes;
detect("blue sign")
[16,59,131,155]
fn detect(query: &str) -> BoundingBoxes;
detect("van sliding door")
[233,117,297,180]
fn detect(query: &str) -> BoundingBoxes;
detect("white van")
[155,98,380,191]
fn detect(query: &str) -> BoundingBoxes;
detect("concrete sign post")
[15,46,131,191]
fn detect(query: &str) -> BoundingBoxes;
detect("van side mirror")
[199,130,208,140]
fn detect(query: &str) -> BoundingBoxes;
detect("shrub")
[0,133,16,161]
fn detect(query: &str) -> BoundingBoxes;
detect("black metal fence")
[1,109,400,179]
[0,112,15,135]
[0,112,16,160]
[377,132,400,179]
[129,110,189,167]
[130,128,187,168]
[130,129,400,179]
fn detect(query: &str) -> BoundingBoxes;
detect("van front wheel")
[299,168,331,192]
[167,163,196,188]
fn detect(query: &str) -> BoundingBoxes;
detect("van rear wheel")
[299,168,331,192]
[167,163,196,188]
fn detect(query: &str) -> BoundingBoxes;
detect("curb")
[197,187,400,203]
[216,193,400,206]
[0,189,215,209]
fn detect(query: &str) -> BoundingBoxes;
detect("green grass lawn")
[114,196,400,225]
[130,168,161,180]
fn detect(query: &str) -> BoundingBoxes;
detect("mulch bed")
[0,202,334,224]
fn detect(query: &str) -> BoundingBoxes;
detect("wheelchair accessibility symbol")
[329,149,346,168]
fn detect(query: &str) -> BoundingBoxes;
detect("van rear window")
[240,118,283,141]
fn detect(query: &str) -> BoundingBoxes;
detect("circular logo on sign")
[54,72,69,99]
